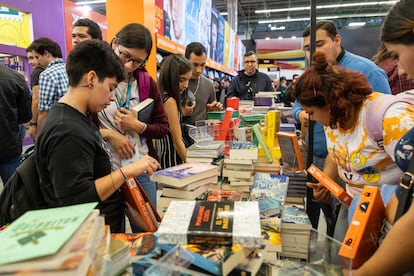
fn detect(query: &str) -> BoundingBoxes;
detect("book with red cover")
[307,164,352,207]
[339,185,385,269]
[122,177,161,232]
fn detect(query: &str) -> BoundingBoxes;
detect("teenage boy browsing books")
[35,40,160,233]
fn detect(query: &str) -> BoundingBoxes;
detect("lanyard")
[115,77,133,109]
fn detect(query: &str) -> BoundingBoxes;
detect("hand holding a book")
[114,108,146,133]
[107,130,136,159]
[306,182,332,203]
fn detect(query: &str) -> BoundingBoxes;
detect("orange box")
[307,164,352,207]
[339,185,385,268]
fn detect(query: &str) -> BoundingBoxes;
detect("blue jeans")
[0,155,21,184]
[130,173,157,233]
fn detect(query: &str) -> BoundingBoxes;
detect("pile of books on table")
[249,172,288,263]
[134,200,263,275]
[150,163,219,217]
[0,203,108,275]
[280,203,312,260]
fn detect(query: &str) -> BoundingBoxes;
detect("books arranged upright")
[131,98,154,123]
[339,185,385,268]
[0,203,106,275]
[250,172,288,257]
[307,164,352,207]
[277,131,305,170]
[157,200,262,248]
[122,176,161,232]
[253,123,273,163]
[280,203,312,260]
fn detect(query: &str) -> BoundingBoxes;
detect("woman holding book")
[35,40,160,233]
[97,23,168,232]
[156,54,193,169]
[356,1,414,275]
[294,51,414,241]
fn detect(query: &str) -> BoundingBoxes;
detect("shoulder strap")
[366,90,414,148]
[137,70,151,101]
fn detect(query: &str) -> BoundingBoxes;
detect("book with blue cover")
[281,203,312,230]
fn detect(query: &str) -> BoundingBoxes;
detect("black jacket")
[227,70,273,100]
[0,66,32,158]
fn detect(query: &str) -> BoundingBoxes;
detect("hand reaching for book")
[126,155,160,176]
[306,182,332,203]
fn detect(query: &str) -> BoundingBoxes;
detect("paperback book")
[150,162,218,188]
[131,98,154,123]
[206,189,243,202]
[157,200,262,247]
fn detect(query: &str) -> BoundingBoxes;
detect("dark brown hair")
[294,52,372,128]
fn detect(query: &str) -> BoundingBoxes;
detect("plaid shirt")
[38,58,68,111]
[378,60,414,95]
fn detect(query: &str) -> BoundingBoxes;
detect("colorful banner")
[216,12,225,64]
[199,0,211,58]
[155,0,164,36]
[0,5,32,48]
[184,0,200,46]
[223,21,230,68]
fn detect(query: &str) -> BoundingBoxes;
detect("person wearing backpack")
[295,51,414,245]
[356,0,414,275]
[35,40,160,233]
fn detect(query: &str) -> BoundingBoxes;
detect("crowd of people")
[2,0,414,273]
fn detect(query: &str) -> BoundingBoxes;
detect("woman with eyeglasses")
[356,1,414,275]
[97,23,168,233]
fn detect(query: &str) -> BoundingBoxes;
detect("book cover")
[178,244,254,276]
[281,203,312,232]
[219,108,234,141]
[228,141,258,160]
[157,201,262,247]
[229,249,263,276]
[150,162,218,188]
[122,177,161,232]
[0,202,98,266]
[0,210,105,275]
[207,189,243,202]
[131,98,154,123]
[110,232,156,256]
[307,164,353,207]
[252,124,273,163]
[277,131,305,170]
[339,185,385,268]
[161,183,213,200]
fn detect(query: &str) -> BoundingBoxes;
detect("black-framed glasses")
[116,44,146,69]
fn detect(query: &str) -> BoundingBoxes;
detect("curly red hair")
[294,52,372,128]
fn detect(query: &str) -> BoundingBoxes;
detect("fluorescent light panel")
[258,12,387,24]
[255,1,396,14]
[348,22,366,26]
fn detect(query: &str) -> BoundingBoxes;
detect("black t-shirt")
[30,66,44,89]
[35,103,124,232]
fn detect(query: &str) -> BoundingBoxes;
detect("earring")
[88,83,93,88]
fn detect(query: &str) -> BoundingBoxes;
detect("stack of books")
[186,141,225,163]
[249,172,288,262]
[280,203,312,260]
[0,203,107,275]
[150,163,218,217]
[152,200,262,275]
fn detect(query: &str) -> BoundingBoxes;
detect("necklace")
[65,93,84,115]
[190,76,201,96]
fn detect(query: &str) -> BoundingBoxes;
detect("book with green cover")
[0,202,98,265]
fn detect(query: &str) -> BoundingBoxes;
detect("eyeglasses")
[244,60,257,64]
[116,44,146,69]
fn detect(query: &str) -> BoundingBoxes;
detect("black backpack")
[0,149,47,226]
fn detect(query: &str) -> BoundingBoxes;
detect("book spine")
[122,177,157,232]
[338,186,385,268]
[220,108,234,141]
[307,164,352,207]
[252,124,272,163]
[266,111,277,147]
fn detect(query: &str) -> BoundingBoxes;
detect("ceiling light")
[265,37,270,40]
[75,0,106,5]
[291,36,297,39]
[270,26,286,31]
[258,12,387,24]
[255,1,396,14]
[278,36,283,40]
[348,22,366,26]
[221,12,228,16]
